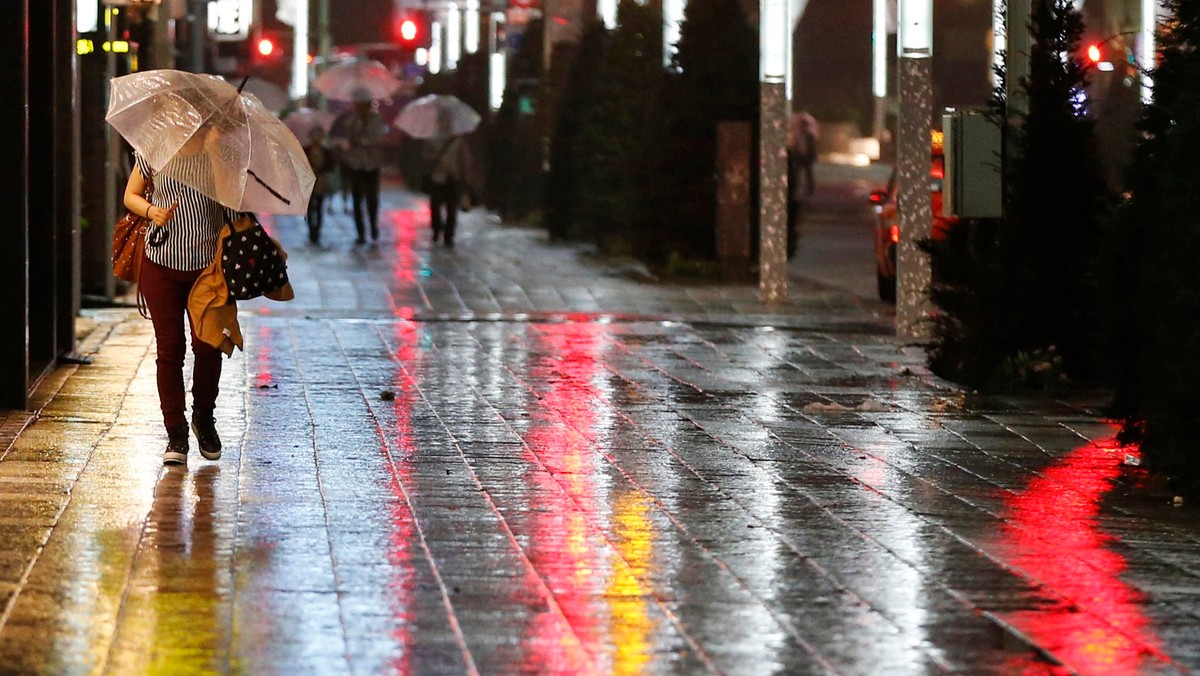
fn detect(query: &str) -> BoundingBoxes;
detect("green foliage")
[572,0,665,250]
[994,346,1070,392]
[1108,0,1200,493]
[658,0,759,259]
[664,251,723,279]
[544,21,608,241]
[926,0,1112,388]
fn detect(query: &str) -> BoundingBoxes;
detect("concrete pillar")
[759,0,790,304]
[895,0,932,339]
[896,57,932,338]
[758,82,788,304]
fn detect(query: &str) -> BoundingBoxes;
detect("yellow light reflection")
[607,492,654,675]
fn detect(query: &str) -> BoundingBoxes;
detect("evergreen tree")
[659,0,758,259]
[574,0,664,250]
[544,21,608,241]
[925,0,1111,387]
[1110,0,1200,492]
[1002,0,1110,378]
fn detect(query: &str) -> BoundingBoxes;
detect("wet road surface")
[1,180,1199,674]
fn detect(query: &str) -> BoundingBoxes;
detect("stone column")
[895,56,932,339]
[758,82,788,304]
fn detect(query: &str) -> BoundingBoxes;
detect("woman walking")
[124,127,235,465]
[422,109,475,248]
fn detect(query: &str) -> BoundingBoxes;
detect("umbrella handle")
[247,169,292,206]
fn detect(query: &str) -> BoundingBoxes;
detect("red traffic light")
[257,38,276,57]
[1086,44,1102,63]
[392,12,430,48]
[400,19,418,42]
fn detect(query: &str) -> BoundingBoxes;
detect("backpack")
[221,215,289,301]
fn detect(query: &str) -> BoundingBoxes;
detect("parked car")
[869,132,958,303]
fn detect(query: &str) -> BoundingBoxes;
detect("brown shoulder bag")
[111,175,154,317]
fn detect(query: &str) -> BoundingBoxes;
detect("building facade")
[0,1,81,410]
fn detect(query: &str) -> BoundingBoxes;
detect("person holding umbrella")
[108,70,315,465]
[395,94,481,248]
[421,110,475,247]
[122,121,238,465]
[330,87,389,245]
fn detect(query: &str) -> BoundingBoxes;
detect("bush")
[544,22,608,241]
[1108,0,1200,494]
[573,0,665,251]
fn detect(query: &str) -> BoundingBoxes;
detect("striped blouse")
[135,153,238,271]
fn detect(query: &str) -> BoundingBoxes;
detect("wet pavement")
[3,177,1200,674]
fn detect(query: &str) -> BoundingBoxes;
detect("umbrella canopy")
[394,94,481,140]
[282,107,336,144]
[106,70,315,216]
[312,60,401,102]
[222,76,289,112]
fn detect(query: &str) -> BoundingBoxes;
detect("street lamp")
[895,0,932,338]
[872,0,889,146]
[1141,0,1162,103]
[758,0,790,304]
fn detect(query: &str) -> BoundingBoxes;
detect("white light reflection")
[873,0,889,98]
[898,0,932,58]
[447,5,462,69]
[465,0,481,53]
[1141,0,1162,103]
[430,22,443,74]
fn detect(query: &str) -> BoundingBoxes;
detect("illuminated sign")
[208,0,253,41]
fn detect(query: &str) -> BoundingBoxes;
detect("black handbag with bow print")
[221,215,289,301]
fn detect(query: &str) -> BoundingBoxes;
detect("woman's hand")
[147,203,177,226]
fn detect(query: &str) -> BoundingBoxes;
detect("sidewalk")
[1,183,1198,674]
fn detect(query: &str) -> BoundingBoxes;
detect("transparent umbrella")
[106,69,315,215]
[312,60,401,102]
[394,94,481,139]
[221,75,289,112]
[282,107,336,144]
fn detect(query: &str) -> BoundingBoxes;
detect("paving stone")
[0,184,1198,673]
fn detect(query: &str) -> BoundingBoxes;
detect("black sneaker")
[191,415,222,461]
[163,425,189,465]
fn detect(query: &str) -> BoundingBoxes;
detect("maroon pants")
[139,256,222,430]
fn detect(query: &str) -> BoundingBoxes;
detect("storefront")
[0,0,81,410]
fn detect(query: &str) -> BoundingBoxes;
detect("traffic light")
[1085,42,1115,72]
[257,37,276,58]
[392,11,431,49]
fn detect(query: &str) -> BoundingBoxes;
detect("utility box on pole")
[943,108,1002,219]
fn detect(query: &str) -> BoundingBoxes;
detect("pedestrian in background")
[787,111,819,259]
[421,109,475,248]
[123,126,235,466]
[331,88,387,245]
[303,126,334,246]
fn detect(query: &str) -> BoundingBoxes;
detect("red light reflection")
[997,436,1169,672]
[387,207,425,287]
[519,323,607,672]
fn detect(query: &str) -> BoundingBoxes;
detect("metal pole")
[895,0,932,339]
[189,0,205,71]
[317,0,329,108]
[758,0,789,304]
[104,5,117,300]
